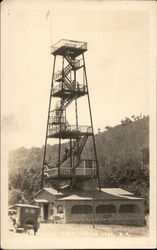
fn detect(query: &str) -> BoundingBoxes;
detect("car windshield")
[23,208,36,214]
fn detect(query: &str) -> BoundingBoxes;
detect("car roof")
[14,204,40,209]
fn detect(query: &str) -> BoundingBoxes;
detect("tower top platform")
[51,39,87,57]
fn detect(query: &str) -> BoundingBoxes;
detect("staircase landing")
[48,125,92,139]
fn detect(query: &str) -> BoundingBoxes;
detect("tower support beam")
[41,55,56,189]
[82,53,101,191]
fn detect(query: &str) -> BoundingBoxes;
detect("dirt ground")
[8,215,149,238]
[1,215,150,249]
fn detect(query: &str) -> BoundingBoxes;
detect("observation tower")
[41,39,101,192]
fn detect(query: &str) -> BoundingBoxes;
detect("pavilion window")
[119,204,139,213]
[96,204,116,213]
[71,205,92,214]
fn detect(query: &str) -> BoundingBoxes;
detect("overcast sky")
[1,0,155,150]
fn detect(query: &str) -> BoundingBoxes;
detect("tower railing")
[49,115,66,124]
[52,83,87,95]
[48,124,92,136]
[44,159,97,178]
[51,39,87,54]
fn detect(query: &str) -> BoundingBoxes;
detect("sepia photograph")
[1,0,156,249]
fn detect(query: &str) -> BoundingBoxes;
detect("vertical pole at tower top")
[41,56,56,189]
[82,53,101,192]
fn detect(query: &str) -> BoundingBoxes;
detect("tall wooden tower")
[41,39,101,191]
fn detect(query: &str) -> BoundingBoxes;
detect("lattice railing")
[52,83,87,95]
[48,124,92,136]
[51,39,87,54]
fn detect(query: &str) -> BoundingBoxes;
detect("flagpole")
[49,11,52,47]
[46,10,53,48]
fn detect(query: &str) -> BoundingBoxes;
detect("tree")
[9,189,27,205]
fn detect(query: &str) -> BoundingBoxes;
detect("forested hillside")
[8,116,149,212]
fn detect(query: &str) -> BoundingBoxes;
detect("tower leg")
[83,53,101,191]
[41,56,56,189]
[58,136,61,191]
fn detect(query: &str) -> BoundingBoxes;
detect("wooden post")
[91,176,95,229]
[92,196,95,229]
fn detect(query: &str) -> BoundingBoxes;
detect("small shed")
[34,187,65,222]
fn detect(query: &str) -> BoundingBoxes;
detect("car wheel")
[13,224,18,233]
[34,228,37,235]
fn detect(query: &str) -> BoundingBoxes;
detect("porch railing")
[44,160,97,178]
[44,168,97,178]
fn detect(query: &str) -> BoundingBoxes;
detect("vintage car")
[10,204,40,235]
